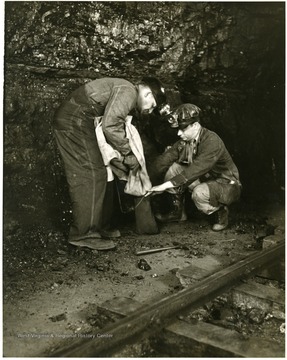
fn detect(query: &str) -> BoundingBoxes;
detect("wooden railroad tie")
[49,240,285,357]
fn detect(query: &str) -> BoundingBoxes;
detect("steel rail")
[50,240,285,357]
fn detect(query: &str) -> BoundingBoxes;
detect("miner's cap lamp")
[171,103,202,129]
[141,77,167,108]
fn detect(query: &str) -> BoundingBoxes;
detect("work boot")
[99,229,121,238]
[69,232,116,250]
[69,231,102,242]
[69,238,116,250]
[212,206,229,231]
[155,194,187,223]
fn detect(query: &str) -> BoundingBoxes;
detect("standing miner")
[149,103,242,231]
[54,77,167,250]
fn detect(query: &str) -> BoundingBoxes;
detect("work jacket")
[57,78,138,156]
[152,127,241,187]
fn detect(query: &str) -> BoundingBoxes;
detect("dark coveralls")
[54,78,137,238]
[151,127,241,213]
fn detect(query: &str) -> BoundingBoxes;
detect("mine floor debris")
[3,200,285,357]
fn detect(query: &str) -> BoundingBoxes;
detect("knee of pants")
[192,183,213,214]
[192,183,209,200]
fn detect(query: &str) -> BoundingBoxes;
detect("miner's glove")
[123,154,140,171]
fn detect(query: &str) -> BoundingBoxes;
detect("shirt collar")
[192,124,202,144]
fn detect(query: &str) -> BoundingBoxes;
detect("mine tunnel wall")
[4,2,285,232]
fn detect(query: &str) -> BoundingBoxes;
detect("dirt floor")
[3,195,285,357]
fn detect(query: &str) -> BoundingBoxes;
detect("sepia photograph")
[3,1,285,357]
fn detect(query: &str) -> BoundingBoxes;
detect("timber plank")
[256,235,285,281]
[154,320,285,357]
[231,280,285,319]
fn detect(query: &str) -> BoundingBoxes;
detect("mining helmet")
[141,77,167,108]
[170,103,201,129]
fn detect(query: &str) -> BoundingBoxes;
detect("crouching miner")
[150,103,242,231]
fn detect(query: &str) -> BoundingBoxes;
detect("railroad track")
[49,240,285,357]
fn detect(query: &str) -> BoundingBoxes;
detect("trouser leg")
[192,180,241,214]
[191,183,220,214]
[54,127,108,238]
[100,181,115,230]
[192,182,229,231]
[192,181,241,231]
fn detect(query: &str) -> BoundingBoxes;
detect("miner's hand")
[150,181,175,194]
[123,154,140,171]
[110,158,129,173]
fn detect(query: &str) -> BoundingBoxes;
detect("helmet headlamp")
[157,103,179,128]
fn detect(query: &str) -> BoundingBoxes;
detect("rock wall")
[4,1,285,231]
